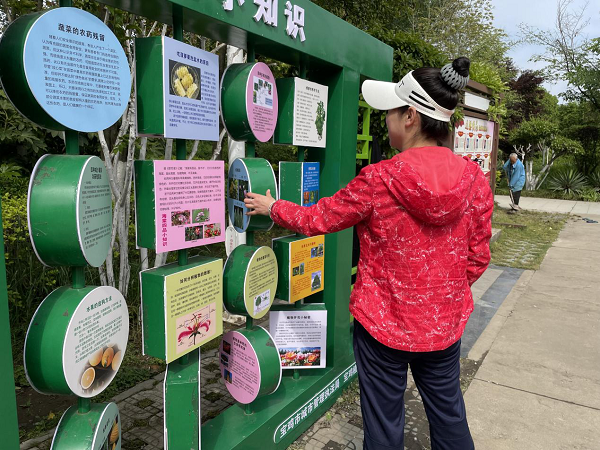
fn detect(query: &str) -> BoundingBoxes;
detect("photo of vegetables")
[79,344,123,394]
[204,223,221,238]
[253,77,273,108]
[192,208,210,223]
[279,347,321,367]
[315,100,326,140]
[171,210,190,226]
[170,60,201,100]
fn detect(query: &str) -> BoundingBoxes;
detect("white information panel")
[293,78,328,148]
[162,36,220,140]
[269,310,326,369]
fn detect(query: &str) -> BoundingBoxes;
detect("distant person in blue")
[503,153,525,210]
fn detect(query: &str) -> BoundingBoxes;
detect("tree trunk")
[525,160,534,190]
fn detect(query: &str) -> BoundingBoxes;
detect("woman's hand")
[244,189,276,216]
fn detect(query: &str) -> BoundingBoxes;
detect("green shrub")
[1,192,72,348]
[579,187,600,202]
[0,174,28,196]
[547,169,588,195]
[588,171,600,191]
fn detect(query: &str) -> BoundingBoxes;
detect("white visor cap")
[362,71,454,122]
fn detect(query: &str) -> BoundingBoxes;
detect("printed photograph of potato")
[169,60,201,100]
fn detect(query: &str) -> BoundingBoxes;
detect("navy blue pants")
[353,321,474,450]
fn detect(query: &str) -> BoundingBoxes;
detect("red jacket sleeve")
[466,172,494,286]
[270,165,375,236]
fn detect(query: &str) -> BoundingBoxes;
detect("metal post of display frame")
[160,4,202,449]
[0,197,19,450]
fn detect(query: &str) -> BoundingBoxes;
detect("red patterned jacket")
[271,146,494,352]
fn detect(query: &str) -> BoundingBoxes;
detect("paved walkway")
[495,195,600,215]
[464,214,600,449]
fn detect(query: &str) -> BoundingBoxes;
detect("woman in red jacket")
[245,57,493,450]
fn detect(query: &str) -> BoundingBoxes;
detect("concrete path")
[495,195,600,215]
[464,215,600,449]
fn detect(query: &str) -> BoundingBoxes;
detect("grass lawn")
[490,205,568,270]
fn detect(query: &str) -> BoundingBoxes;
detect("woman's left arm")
[244,165,376,237]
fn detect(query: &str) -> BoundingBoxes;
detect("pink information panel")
[154,160,225,253]
[246,62,278,142]
[219,331,261,404]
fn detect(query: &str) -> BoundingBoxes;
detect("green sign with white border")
[28,155,112,267]
[223,245,278,319]
[52,402,121,450]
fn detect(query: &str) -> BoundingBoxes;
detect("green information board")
[0,0,393,448]
[140,256,223,363]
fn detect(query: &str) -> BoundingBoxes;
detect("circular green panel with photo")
[51,402,121,450]
[28,155,112,267]
[221,62,278,142]
[223,245,278,319]
[219,327,281,404]
[24,286,129,397]
[228,157,277,233]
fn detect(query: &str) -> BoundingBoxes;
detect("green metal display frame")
[1,0,392,448]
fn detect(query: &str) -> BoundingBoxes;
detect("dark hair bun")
[452,57,470,78]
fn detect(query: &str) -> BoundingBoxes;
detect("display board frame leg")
[164,348,201,449]
[0,195,19,450]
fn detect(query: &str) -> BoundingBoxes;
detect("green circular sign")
[28,154,112,267]
[220,62,278,142]
[52,402,121,450]
[223,245,278,319]
[0,8,131,132]
[228,157,278,233]
[24,286,129,397]
[219,327,281,404]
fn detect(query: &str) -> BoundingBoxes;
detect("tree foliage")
[310,0,400,31]
[507,71,546,127]
[522,0,600,110]
[405,0,508,66]
[509,118,562,190]
[362,29,447,158]
[559,101,600,175]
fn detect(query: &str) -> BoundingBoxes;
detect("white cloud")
[491,0,600,99]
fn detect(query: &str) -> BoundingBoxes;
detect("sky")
[491,0,600,99]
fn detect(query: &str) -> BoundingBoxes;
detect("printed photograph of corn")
[169,61,201,100]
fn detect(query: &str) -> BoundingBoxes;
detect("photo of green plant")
[315,100,326,140]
